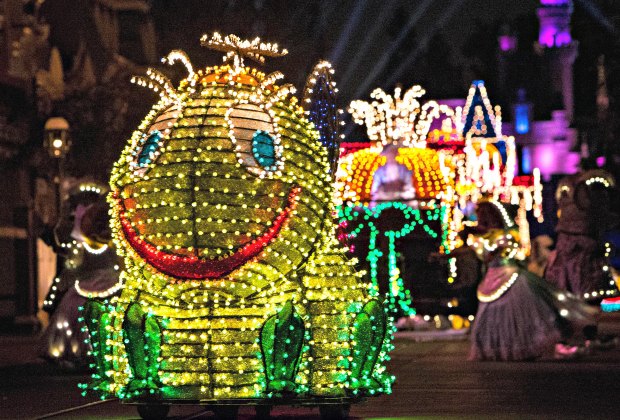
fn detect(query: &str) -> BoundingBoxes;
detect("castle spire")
[537,0,577,120]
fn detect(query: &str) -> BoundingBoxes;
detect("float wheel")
[212,405,239,420]
[319,403,350,420]
[137,403,170,420]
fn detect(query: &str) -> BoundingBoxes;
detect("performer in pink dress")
[468,202,598,361]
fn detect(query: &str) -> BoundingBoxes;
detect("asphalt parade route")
[2,332,620,419]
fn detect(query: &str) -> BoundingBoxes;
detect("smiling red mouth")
[116,186,301,280]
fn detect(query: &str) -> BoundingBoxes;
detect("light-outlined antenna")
[131,67,181,105]
[162,50,195,81]
[260,71,285,90]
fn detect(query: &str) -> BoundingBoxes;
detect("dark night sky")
[32,0,617,179]
[150,0,540,107]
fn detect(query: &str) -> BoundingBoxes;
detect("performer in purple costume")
[545,169,617,301]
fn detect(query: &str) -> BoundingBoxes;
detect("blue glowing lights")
[137,130,162,167]
[252,130,276,169]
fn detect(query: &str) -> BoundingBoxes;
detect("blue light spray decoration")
[303,61,341,176]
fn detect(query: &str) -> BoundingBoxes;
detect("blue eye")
[252,130,276,169]
[137,131,162,167]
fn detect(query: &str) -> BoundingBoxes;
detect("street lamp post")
[40,117,71,321]
[44,116,71,158]
[43,117,70,222]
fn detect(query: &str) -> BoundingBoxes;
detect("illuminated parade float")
[83,35,393,419]
[335,81,544,317]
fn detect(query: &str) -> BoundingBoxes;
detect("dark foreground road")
[2,333,620,419]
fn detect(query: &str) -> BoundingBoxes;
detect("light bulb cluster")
[303,61,341,148]
[302,61,342,176]
[469,229,520,263]
[86,39,394,402]
[396,148,451,199]
[42,276,62,310]
[79,183,105,194]
[585,176,612,187]
[338,201,448,314]
[462,81,499,138]
[336,147,450,204]
[349,85,430,148]
[583,242,619,301]
[477,271,519,303]
[75,275,122,299]
[43,239,86,311]
[82,242,109,255]
[201,32,288,67]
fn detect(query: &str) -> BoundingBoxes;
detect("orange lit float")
[335,81,543,315]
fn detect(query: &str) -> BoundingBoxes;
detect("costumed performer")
[38,190,122,367]
[545,169,617,301]
[468,202,599,361]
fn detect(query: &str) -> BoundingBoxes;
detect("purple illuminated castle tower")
[498,0,581,179]
[537,0,578,121]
